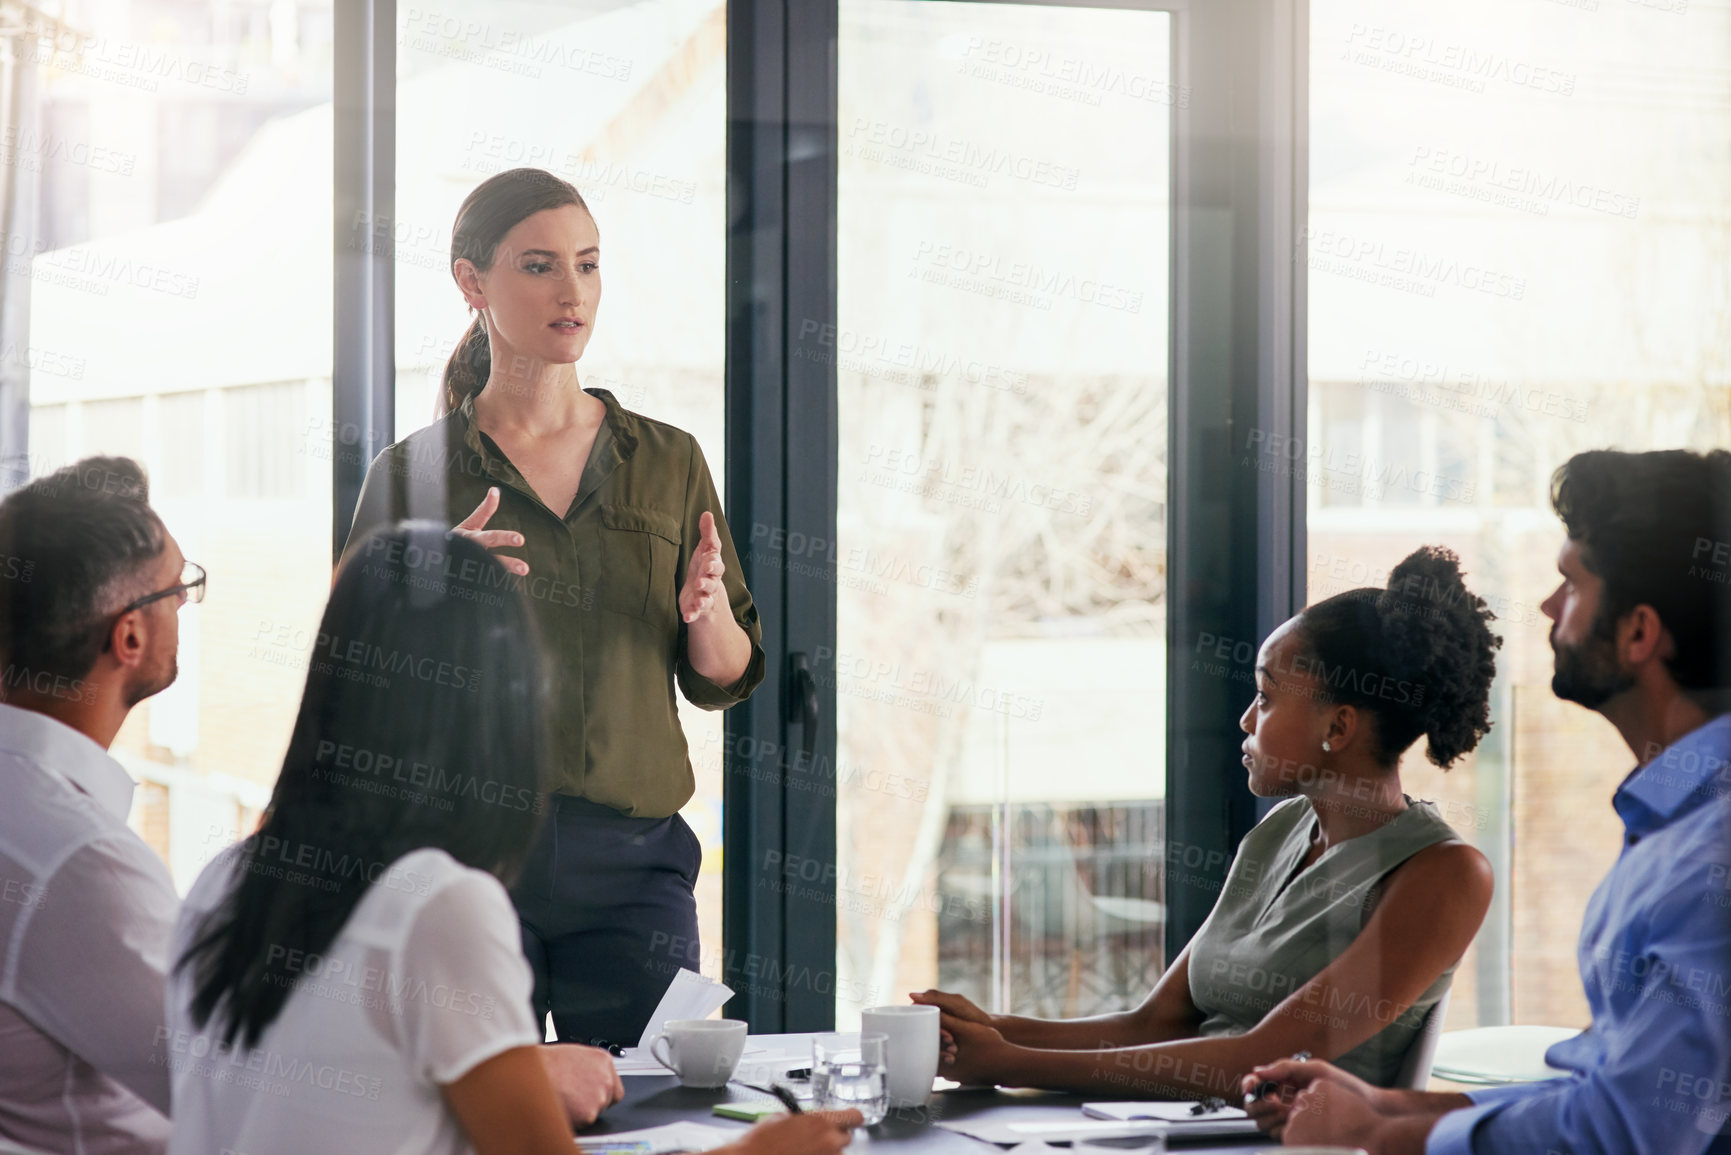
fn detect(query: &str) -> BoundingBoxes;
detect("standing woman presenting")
[343,167,762,1048]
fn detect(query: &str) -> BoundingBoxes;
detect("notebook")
[1081,1102,1261,1139]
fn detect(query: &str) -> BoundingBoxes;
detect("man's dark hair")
[1550,449,1731,692]
[0,456,167,683]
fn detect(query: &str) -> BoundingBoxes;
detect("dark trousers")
[510,794,702,1049]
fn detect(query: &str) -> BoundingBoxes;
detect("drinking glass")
[856,1033,886,1068]
[810,1032,856,1106]
[821,1059,888,1125]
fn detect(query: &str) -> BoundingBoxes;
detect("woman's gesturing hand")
[679,511,727,624]
[455,487,530,576]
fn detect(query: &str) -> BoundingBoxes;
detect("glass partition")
[836,0,1173,1024]
[24,0,337,887]
[1309,0,1731,1031]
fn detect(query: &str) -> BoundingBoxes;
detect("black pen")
[1247,1050,1312,1102]
[767,1083,804,1115]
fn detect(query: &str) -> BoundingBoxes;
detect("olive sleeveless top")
[1186,795,1461,1085]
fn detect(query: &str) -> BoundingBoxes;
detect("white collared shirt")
[0,702,178,1155]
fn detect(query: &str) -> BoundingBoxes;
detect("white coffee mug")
[647,1019,748,1088]
[862,1004,940,1108]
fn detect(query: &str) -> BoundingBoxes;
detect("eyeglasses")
[119,560,207,615]
[98,561,206,655]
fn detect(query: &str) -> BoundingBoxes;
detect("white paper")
[575,1121,742,1153]
[636,969,737,1049]
[613,968,737,1073]
[1007,1121,1174,1138]
[614,1045,774,1077]
[936,1118,1172,1145]
[1082,1101,1250,1123]
[612,1053,677,1076]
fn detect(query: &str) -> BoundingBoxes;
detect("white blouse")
[165,846,540,1155]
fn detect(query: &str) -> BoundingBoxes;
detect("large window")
[24,0,336,887]
[18,0,1704,1040]
[17,2,735,961]
[835,0,1172,1025]
[1309,0,1731,1032]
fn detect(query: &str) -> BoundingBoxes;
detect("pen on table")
[767,1083,804,1115]
[1247,1050,1312,1102]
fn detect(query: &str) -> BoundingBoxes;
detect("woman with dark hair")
[914,546,1501,1097]
[167,525,856,1155]
[343,168,762,1048]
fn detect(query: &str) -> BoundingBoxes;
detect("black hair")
[177,522,550,1048]
[440,167,592,417]
[1296,546,1502,769]
[1550,448,1731,692]
[0,456,166,684]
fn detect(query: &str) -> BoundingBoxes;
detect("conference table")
[587,1034,1278,1153]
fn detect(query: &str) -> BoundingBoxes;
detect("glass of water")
[810,1033,856,1106]
[819,1033,888,1125]
[821,1065,887,1124]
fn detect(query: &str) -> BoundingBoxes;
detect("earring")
[1321,740,1333,752]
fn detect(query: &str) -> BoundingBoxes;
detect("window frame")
[333,0,397,561]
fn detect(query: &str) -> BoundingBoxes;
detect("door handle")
[786,652,821,768]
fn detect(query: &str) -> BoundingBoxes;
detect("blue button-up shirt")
[1429,713,1731,1155]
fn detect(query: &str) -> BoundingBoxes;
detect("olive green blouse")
[341,388,765,817]
[1185,796,1460,1086]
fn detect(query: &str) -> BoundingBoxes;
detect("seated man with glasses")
[0,457,200,1155]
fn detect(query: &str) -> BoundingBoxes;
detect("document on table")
[1083,1101,1253,1124]
[936,1117,1175,1145]
[574,1121,741,1153]
[613,969,737,1075]
[938,1105,1261,1146]
[1082,1101,1261,1140]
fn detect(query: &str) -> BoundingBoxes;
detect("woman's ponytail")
[1296,545,1502,770]
[1375,546,1502,769]
[439,314,491,418]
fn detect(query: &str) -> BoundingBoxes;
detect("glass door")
[834,0,1174,1024]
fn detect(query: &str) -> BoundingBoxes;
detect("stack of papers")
[937,1118,1173,1145]
[613,970,737,1075]
[575,1122,741,1153]
[1083,1102,1252,1124]
[1082,1102,1260,1140]
[938,1104,1260,1146]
